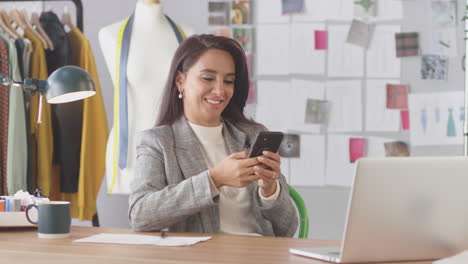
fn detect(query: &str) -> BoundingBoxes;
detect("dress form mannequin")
[99,0,194,193]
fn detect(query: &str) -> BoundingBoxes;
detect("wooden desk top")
[0,226,433,264]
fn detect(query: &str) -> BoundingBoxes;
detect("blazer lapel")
[171,116,208,179]
[221,119,248,154]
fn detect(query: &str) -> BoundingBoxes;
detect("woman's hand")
[209,151,260,188]
[255,151,281,197]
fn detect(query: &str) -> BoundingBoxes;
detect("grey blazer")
[128,116,298,237]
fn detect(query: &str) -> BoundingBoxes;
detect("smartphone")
[248,131,284,158]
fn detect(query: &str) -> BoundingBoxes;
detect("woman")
[129,34,298,237]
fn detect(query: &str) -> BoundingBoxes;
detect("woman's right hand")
[209,151,260,189]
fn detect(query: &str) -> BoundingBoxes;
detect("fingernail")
[258,157,264,161]
[262,151,268,155]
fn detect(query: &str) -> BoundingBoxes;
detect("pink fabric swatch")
[401,110,410,130]
[315,30,327,50]
[246,81,256,104]
[349,138,366,163]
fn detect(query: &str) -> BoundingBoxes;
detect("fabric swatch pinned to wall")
[346,19,374,49]
[279,134,300,158]
[421,55,448,80]
[384,141,410,157]
[314,30,327,50]
[282,0,305,14]
[395,32,419,57]
[349,137,366,163]
[354,0,377,17]
[386,83,408,109]
[305,99,329,124]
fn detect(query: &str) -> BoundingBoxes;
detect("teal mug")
[26,201,71,238]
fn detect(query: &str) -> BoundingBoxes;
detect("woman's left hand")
[255,151,281,197]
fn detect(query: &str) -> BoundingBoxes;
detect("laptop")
[290,157,468,263]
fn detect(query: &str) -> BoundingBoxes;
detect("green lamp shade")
[46,65,96,104]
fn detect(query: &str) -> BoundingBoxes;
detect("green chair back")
[288,184,309,239]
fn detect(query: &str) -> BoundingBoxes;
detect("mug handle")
[25,204,38,224]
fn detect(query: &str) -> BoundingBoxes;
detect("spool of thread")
[9,199,21,212]
[0,200,5,212]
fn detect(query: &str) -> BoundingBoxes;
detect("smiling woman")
[128,34,298,237]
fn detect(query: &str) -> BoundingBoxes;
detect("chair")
[288,184,309,239]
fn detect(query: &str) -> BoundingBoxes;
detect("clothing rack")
[0,0,83,32]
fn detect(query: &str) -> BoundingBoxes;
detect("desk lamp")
[0,65,96,123]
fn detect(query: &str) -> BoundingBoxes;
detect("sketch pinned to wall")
[326,80,362,132]
[346,19,374,48]
[395,32,419,57]
[282,0,305,14]
[354,0,377,17]
[400,110,410,130]
[231,0,251,24]
[384,141,410,157]
[279,134,300,157]
[349,137,366,163]
[429,28,458,58]
[314,30,327,50]
[291,23,326,74]
[208,1,230,25]
[256,24,290,75]
[409,91,464,146]
[233,27,253,53]
[305,99,329,124]
[431,0,457,28]
[421,55,448,80]
[366,25,401,78]
[386,83,408,109]
[365,80,400,132]
[328,25,364,77]
[290,135,325,186]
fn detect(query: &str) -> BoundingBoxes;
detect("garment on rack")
[40,11,82,193]
[1,32,28,195]
[21,38,33,192]
[25,28,58,200]
[61,26,108,220]
[14,39,25,79]
[0,36,9,195]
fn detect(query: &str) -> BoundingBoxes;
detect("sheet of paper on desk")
[365,79,400,132]
[73,233,212,247]
[434,250,468,264]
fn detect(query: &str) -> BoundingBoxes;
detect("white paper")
[365,80,401,132]
[73,233,212,246]
[292,0,329,21]
[434,250,468,264]
[326,80,362,132]
[409,92,464,146]
[290,23,326,75]
[326,135,356,187]
[256,0,290,24]
[328,25,364,77]
[327,0,354,21]
[366,25,401,78]
[429,28,458,58]
[289,135,325,186]
[291,79,325,133]
[370,0,403,21]
[256,24,290,75]
[255,80,292,132]
[326,135,397,186]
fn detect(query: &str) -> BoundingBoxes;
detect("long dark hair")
[156,34,254,126]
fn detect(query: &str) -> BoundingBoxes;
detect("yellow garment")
[24,29,59,199]
[61,27,108,220]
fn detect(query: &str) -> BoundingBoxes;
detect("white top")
[188,121,280,235]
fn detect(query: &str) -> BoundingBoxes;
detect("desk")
[0,226,432,264]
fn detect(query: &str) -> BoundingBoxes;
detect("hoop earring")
[178,93,183,99]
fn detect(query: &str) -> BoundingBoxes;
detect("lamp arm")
[0,72,46,96]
